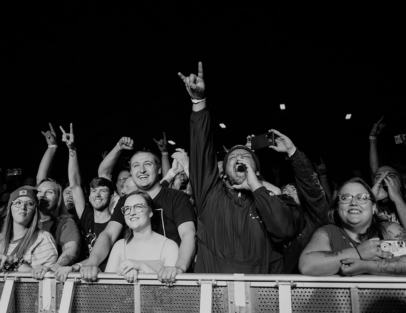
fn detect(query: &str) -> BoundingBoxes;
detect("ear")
[372,203,377,215]
[158,167,162,175]
[149,211,153,218]
[256,171,260,176]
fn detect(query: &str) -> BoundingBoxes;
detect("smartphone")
[251,132,276,150]
[6,168,22,176]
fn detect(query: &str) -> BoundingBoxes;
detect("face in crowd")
[121,176,138,195]
[282,184,300,205]
[116,170,130,196]
[63,187,74,210]
[37,181,59,214]
[89,185,111,211]
[130,152,161,191]
[11,196,36,228]
[122,193,153,232]
[225,149,257,186]
[336,182,376,230]
[373,165,403,201]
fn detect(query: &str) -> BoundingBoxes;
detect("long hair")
[328,177,387,241]
[123,191,155,243]
[0,199,40,259]
[36,178,70,221]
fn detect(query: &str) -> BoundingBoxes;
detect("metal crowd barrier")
[1,272,406,312]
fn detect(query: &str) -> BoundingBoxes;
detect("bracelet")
[191,98,206,104]
[369,136,377,140]
[48,144,58,148]
[161,152,168,156]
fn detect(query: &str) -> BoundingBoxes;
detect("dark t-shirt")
[111,186,196,245]
[38,216,81,255]
[80,205,109,270]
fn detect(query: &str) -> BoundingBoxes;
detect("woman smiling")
[299,177,406,276]
[105,191,178,283]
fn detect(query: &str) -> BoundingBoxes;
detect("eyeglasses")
[12,199,36,209]
[121,203,148,215]
[338,193,372,204]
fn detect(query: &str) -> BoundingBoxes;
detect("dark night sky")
[1,2,405,187]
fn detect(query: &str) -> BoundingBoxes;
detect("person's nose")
[349,196,358,205]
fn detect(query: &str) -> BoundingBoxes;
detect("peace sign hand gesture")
[41,123,57,146]
[178,62,205,100]
[60,123,75,151]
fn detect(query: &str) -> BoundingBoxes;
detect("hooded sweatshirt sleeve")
[190,108,219,212]
[253,187,305,242]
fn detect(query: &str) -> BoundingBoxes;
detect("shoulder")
[157,187,191,206]
[113,239,125,249]
[161,238,178,253]
[384,222,406,240]
[37,230,55,241]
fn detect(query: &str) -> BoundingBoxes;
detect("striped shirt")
[6,230,58,268]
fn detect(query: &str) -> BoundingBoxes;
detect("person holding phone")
[180,62,304,274]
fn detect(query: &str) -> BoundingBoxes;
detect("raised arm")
[61,123,86,219]
[270,129,330,226]
[369,116,385,177]
[36,123,58,184]
[153,132,170,177]
[179,62,218,210]
[314,158,333,203]
[98,137,134,180]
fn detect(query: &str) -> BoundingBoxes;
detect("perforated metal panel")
[251,287,279,312]
[70,284,134,313]
[14,283,39,313]
[291,288,351,312]
[359,289,406,313]
[0,282,4,297]
[140,285,227,313]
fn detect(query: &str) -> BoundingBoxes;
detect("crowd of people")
[1,62,406,284]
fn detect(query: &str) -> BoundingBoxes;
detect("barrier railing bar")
[59,279,75,313]
[277,281,293,313]
[0,277,17,313]
[2,272,406,284]
[134,283,141,313]
[198,280,215,313]
[227,281,236,313]
[350,287,360,313]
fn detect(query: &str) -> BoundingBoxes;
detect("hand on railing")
[54,266,73,283]
[158,266,184,287]
[31,266,50,280]
[340,258,369,276]
[80,265,101,282]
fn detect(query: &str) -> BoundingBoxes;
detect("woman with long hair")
[299,177,406,276]
[0,186,57,277]
[36,178,81,277]
[105,191,178,283]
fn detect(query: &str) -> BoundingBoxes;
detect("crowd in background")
[1,62,406,284]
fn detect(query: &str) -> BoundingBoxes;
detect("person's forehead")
[131,152,155,164]
[375,166,400,176]
[124,194,145,205]
[340,182,368,194]
[38,181,57,191]
[92,186,109,191]
[229,149,251,157]
[14,196,32,202]
[118,170,130,178]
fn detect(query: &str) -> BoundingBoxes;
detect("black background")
[1,2,405,187]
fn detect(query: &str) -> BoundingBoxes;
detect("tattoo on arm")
[57,254,73,266]
[70,150,76,157]
[317,251,342,257]
[394,228,406,241]
[373,256,406,275]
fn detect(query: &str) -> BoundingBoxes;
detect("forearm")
[68,148,81,187]
[98,144,122,178]
[161,154,170,177]
[37,147,57,183]
[367,256,406,276]
[51,247,79,272]
[299,248,359,276]
[319,175,332,202]
[87,232,114,267]
[175,233,196,272]
[369,139,379,176]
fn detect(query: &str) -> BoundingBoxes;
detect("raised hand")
[231,157,261,191]
[385,176,404,204]
[60,123,75,151]
[370,116,385,137]
[178,62,205,100]
[117,137,134,151]
[245,135,255,150]
[314,157,327,176]
[372,171,389,200]
[153,132,168,153]
[41,123,57,146]
[268,129,297,157]
[172,149,189,172]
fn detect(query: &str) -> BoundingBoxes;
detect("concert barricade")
[1,273,406,312]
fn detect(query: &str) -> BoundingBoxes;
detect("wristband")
[369,136,377,140]
[161,152,168,156]
[48,144,58,148]
[191,98,206,104]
